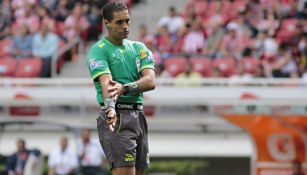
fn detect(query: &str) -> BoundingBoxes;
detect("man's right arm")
[98,74,117,132]
[87,45,116,131]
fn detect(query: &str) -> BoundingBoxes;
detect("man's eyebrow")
[114,17,130,22]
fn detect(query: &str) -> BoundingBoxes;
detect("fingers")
[107,110,117,132]
[113,94,119,101]
[108,86,117,92]
[107,119,116,132]
[109,79,117,86]
[108,123,114,132]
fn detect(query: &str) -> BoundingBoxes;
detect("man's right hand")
[106,108,117,132]
[108,80,124,101]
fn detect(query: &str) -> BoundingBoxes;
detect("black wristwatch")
[123,84,129,95]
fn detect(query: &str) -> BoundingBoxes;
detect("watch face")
[124,85,129,95]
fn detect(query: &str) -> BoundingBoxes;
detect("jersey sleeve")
[138,43,155,72]
[86,46,111,80]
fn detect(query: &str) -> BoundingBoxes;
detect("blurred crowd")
[4,129,107,175]
[0,0,137,78]
[1,0,307,80]
[139,0,307,82]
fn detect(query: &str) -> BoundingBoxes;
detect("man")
[174,59,202,86]
[6,139,41,175]
[32,20,58,78]
[48,137,78,175]
[157,6,184,35]
[86,2,155,175]
[77,128,106,175]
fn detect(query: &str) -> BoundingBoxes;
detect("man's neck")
[106,36,123,45]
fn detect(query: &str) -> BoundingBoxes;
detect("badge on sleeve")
[89,58,103,71]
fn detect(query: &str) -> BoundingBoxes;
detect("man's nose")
[122,22,129,30]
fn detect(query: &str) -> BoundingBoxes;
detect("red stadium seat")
[275,18,299,43]
[190,57,213,77]
[213,57,237,77]
[14,58,42,77]
[164,57,186,77]
[239,57,260,75]
[0,57,17,77]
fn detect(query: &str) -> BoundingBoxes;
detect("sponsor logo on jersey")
[89,58,103,70]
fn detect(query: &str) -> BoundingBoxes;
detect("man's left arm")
[109,68,155,99]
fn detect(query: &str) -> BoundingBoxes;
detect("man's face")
[105,10,130,40]
[17,141,25,152]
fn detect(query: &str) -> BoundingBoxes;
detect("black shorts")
[97,104,149,170]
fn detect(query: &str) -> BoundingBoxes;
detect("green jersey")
[86,37,155,105]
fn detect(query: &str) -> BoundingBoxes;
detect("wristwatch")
[123,84,129,95]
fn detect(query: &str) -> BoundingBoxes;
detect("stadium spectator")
[63,3,90,41]
[297,0,307,19]
[77,128,106,175]
[229,63,253,85]
[271,43,298,78]
[6,139,42,175]
[63,3,90,61]
[86,5,103,41]
[15,2,39,34]
[53,0,70,22]
[155,63,171,78]
[32,20,59,78]
[48,137,78,175]
[298,32,307,74]
[0,0,12,22]
[36,6,55,32]
[204,0,227,31]
[157,6,185,35]
[9,24,33,58]
[143,35,161,65]
[257,9,280,37]
[0,10,10,40]
[156,25,175,59]
[220,22,245,60]
[175,59,202,86]
[202,23,224,59]
[138,23,151,43]
[40,0,58,11]
[181,20,205,56]
[254,30,278,61]
[11,0,36,18]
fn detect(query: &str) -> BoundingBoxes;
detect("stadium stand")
[0,0,306,79]
[0,0,142,78]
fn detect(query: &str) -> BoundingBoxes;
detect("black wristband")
[123,84,129,95]
[123,82,140,95]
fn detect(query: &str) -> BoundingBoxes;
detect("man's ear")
[104,19,111,28]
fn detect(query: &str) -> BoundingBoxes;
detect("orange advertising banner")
[224,114,307,175]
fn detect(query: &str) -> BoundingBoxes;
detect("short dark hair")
[102,2,128,21]
[17,138,25,145]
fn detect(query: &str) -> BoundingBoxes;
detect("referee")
[86,2,155,175]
